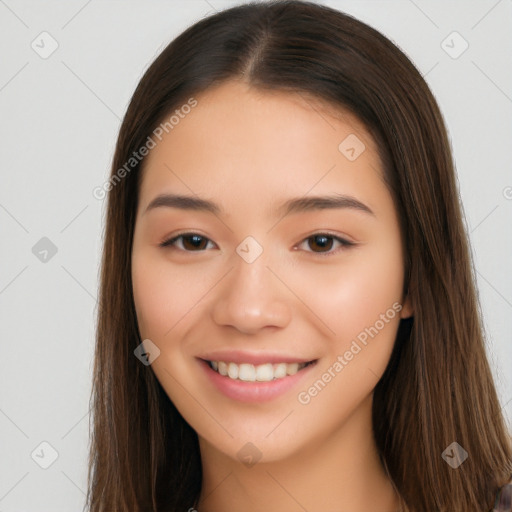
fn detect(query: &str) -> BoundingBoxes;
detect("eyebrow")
[143,193,375,217]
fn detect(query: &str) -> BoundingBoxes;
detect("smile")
[207,360,314,382]
[198,352,318,402]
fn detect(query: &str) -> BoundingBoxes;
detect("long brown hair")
[86,1,512,510]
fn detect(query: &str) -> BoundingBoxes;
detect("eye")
[159,233,216,251]
[159,231,354,255]
[296,233,354,255]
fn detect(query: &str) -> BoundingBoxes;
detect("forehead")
[137,80,386,216]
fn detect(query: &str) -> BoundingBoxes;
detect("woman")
[86,1,512,511]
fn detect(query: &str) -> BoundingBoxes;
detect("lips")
[196,352,318,402]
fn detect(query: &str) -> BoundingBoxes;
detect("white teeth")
[239,363,256,382]
[227,362,239,379]
[218,361,228,376]
[255,363,273,381]
[273,363,287,379]
[209,360,310,382]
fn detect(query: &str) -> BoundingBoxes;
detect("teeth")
[274,363,287,379]
[227,362,239,379]
[286,363,299,375]
[239,363,256,382]
[209,360,310,382]
[218,361,228,376]
[255,363,273,381]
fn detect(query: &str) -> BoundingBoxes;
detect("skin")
[131,80,413,512]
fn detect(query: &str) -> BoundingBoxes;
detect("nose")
[211,251,292,335]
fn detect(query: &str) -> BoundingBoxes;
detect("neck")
[196,395,400,512]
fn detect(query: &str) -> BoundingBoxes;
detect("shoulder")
[493,478,512,512]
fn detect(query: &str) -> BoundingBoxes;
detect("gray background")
[0,1,511,510]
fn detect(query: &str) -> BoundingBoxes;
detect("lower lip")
[199,359,317,403]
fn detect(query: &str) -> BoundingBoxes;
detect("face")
[131,80,412,464]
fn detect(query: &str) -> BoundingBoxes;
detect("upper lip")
[197,350,316,366]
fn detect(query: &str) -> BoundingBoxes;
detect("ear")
[400,293,414,319]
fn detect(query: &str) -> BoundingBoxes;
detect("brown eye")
[297,233,354,255]
[181,234,208,250]
[160,233,214,251]
[307,234,334,252]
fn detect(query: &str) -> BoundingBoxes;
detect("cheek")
[291,249,404,421]
[131,250,222,343]
[131,252,187,340]
[290,240,404,360]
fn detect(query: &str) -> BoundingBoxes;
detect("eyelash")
[159,232,355,256]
